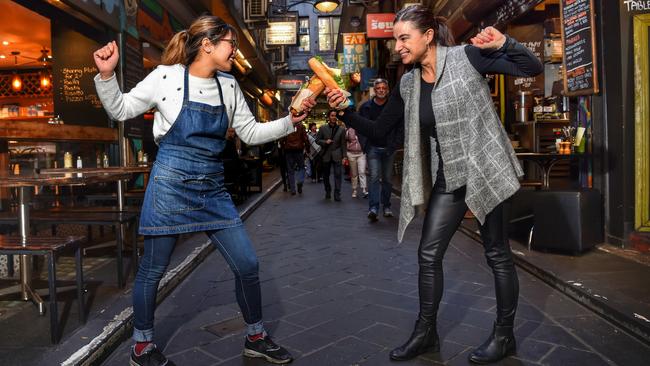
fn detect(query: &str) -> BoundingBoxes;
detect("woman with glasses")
[93,15,314,366]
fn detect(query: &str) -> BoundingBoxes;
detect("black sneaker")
[368,209,378,222]
[130,344,175,366]
[244,335,293,364]
[297,183,303,194]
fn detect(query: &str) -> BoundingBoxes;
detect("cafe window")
[318,17,340,51]
[299,17,310,52]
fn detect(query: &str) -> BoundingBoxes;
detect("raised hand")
[290,97,317,124]
[325,88,347,110]
[470,26,506,50]
[93,41,120,80]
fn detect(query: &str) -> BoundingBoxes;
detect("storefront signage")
[277,75,306,90]
[342,33,367,73]
[266,21,298,45]
[366,13,395,38]
[560,0,599,96]
[624,1,650,11]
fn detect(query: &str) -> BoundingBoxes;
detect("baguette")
[289,76,325,116]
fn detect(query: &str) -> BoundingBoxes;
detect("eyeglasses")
[218,38,238,50]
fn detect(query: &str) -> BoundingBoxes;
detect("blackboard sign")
[560,0,599,96]
[482,0,544,27]
[507,23,545,95]
[52,21,108,126]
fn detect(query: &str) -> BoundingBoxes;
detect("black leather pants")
[418,186,519,326]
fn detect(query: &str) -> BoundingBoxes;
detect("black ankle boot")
[468,323,516,364]
[389,319,439,361]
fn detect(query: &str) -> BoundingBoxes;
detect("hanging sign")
[266,21,298,45]
[342,33,367,74]
[366,13,395,38]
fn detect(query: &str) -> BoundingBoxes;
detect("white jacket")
[94,64,293,145]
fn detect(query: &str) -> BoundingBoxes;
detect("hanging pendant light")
[39,70,51,90]
[10,51,22,92]
[314,0,340,13]
[11,72,22,92]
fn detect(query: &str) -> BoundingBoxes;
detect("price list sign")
[560,0,599,96]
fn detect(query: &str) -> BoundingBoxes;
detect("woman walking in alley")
[325,5,542,364]
[93,15,314,366]
[345,126,368,198]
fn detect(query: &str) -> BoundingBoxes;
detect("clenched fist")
[93,41,119,80]
[470,27,507,50]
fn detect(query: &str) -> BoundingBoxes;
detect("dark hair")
[162,15,236,65]
[328,109,338,116]
[308,122,317,129]
[394,5,455,47]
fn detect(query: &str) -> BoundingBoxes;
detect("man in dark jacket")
[280,122,308,195]
[358,79,403,221]
[317,110,347,201]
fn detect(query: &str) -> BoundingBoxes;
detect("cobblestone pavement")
[103,180,650,366]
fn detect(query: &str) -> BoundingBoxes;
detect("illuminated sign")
[266,21,297,45]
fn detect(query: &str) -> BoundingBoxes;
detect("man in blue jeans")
[358,79,403,222]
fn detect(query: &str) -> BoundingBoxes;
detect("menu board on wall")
[52,21,108,127]
[506,23,545,95]
[560,0,599,96]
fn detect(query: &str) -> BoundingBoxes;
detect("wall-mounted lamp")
[272,0,340,14]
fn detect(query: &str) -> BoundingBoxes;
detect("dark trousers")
[418,186,519,326]
[310,155,322,181]
[285,149,305,192]
[322,160,342,194]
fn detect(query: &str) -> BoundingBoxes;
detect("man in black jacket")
[358,79,403,221]
[317,110,347,201]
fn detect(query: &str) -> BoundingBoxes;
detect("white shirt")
[94,64,294,145]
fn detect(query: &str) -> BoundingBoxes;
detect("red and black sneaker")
[130,343,175,366]
[243,335,293,364]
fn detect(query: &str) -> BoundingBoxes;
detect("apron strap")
[183,66,190,105]
[214,73,224,106]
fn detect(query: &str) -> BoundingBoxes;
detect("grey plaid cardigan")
[397,44,524,242]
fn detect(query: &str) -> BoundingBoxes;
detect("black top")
[338,36,543,189]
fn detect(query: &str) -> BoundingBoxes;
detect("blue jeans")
[132,226,263,342]
[367,146,395,212]
[285,149,305,192]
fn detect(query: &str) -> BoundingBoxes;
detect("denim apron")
[139,67,242,235]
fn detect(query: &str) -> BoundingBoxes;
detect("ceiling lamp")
[314,0,340,13]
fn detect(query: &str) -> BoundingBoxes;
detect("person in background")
[358,78,401,221]
[93,15,314,366]
[280,122,308,195]
[307,122,322,183]
[316,110,347,201]
[345,126,367,198]
[326,5,542,364]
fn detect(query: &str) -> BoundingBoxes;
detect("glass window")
[299,18,309,34]
[318,17,340,51]
[299,35,310,52]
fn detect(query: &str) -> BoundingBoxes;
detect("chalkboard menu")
[52,21,108,126]
[507,23,545,95]
[560,0,599,96]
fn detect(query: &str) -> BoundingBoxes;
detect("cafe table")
[515,153,591,190]
[0,168,142,313]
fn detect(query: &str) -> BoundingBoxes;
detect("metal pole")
[19,186,31,300]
